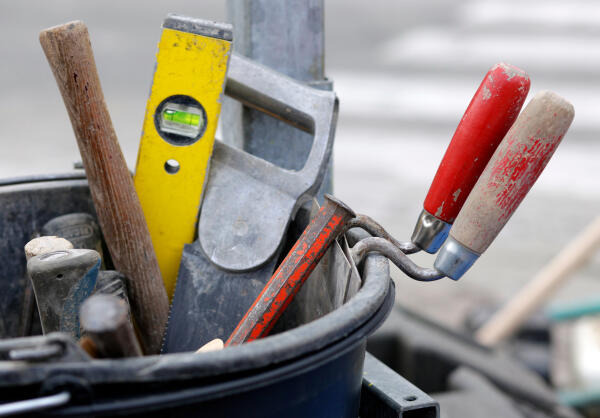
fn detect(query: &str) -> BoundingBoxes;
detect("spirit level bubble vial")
[134,15,232,299]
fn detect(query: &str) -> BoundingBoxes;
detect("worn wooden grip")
[450,91,574,254]
[80,294,142,358]
[424,63,530,223]
[39,21,168,355]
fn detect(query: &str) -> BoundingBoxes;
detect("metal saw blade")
[162,240,278,353]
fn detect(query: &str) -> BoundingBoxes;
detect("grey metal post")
[223,0,333,197]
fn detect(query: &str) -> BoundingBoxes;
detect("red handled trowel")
[411,63,530,253]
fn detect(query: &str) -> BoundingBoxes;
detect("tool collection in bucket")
[2,10,575,401]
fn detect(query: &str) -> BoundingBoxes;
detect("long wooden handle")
[476,216,600,346]
[39,21,168,355]
[450,91,574,254]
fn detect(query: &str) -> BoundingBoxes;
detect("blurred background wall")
[1,0,598,327]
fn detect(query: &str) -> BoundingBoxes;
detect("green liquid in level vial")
[159,102,204,139]
[163,109,201,127]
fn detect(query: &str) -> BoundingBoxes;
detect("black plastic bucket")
[0,174,394,417]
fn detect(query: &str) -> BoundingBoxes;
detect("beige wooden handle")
[450,91,574,254]
[39,21,168,355]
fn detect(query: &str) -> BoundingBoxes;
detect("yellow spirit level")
[134,15,232,299]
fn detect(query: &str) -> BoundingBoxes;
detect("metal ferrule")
[411,209,452,254]
[434,236,480,281]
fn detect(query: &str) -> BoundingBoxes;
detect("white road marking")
[462,0,600,28]
[334,126,600,200]
[379,27,600,72]
[331,71,600,132]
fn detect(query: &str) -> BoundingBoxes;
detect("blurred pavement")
[1,0,599,328]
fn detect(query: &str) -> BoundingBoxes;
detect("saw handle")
[435,91,574,279]
[412,64,530,254]
[39,21,168,355]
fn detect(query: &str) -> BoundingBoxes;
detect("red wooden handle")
[424,63,530,223]
[39,21,169,354]
[450,91,574,254]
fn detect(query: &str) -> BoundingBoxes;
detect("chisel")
[39,21,169,354]
[226,195,355,346]
[27,249,100,338]
[435,91,574,280]
[411,63,530,253]
[225,194,441,346]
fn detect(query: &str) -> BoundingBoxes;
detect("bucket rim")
[38,265,395,415]
[0,175,392,386]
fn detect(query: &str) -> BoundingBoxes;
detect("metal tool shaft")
[350,237,443,282]
[347,215,419,254]
[226,195,355,346]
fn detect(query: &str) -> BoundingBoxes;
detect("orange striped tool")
[225,195,355,346]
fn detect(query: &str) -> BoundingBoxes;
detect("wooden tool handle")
[39,21,168,355]
[450,91,574,254]
[80,294,142,358]
[424,63,530,224]
[476,216,600,346]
